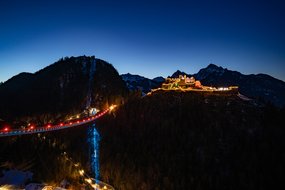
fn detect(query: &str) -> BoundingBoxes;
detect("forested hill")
[97,91,285,190]
[0,56,127,122]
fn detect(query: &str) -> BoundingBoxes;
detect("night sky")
[1,0,285,82]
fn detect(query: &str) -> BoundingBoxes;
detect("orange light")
[30,126,34,130]
[85,178,92,184]
[79,169,84,176]
[109,105,116,111]
[4,127,9,132]
[47,124,51,128]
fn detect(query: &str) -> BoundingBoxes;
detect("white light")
[85,178,92,184]
[109,105,117,111]
[79,169,85,176]
[91,184,99,188]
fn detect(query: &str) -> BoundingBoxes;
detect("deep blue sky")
[1,0,285,82]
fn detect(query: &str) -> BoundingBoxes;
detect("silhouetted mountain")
[121,73,164,94]
[167,64,285,107]
[170,70,192,78]
[192,64,285,106]
[152,76,165,83]
[194,64,226,79]
[0,56,127,122]
[123,64,285,107]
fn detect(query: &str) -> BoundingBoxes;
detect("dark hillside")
[98,91,285,190]
[0,56,127,123]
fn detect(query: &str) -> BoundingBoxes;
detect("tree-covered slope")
[0,56,127,122]
[98,91,285,190]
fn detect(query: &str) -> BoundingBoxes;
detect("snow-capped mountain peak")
[121,73,164,93]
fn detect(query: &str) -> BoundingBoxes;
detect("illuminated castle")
[160,75,238,93]
[162,75,202,89]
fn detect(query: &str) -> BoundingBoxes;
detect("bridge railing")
[0,108,111,137]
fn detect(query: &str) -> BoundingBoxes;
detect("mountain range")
[1,56,285,189]
[122,64,285,107]
[1,56,284,123]
[121,73,164,95]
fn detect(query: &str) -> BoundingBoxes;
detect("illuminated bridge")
[0,105,115,137]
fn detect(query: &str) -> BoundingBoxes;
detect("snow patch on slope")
[0,169,33,187]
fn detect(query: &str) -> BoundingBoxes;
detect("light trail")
[0,106,115,137]
[64,152,115,190]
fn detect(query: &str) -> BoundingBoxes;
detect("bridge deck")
[0,109,110,137]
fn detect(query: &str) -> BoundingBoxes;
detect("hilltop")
[123,64,285,107]
[0,56,127,123]
[193,64,285,106]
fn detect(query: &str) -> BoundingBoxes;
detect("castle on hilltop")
[162,75,202,89]
[158,75,238,93]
